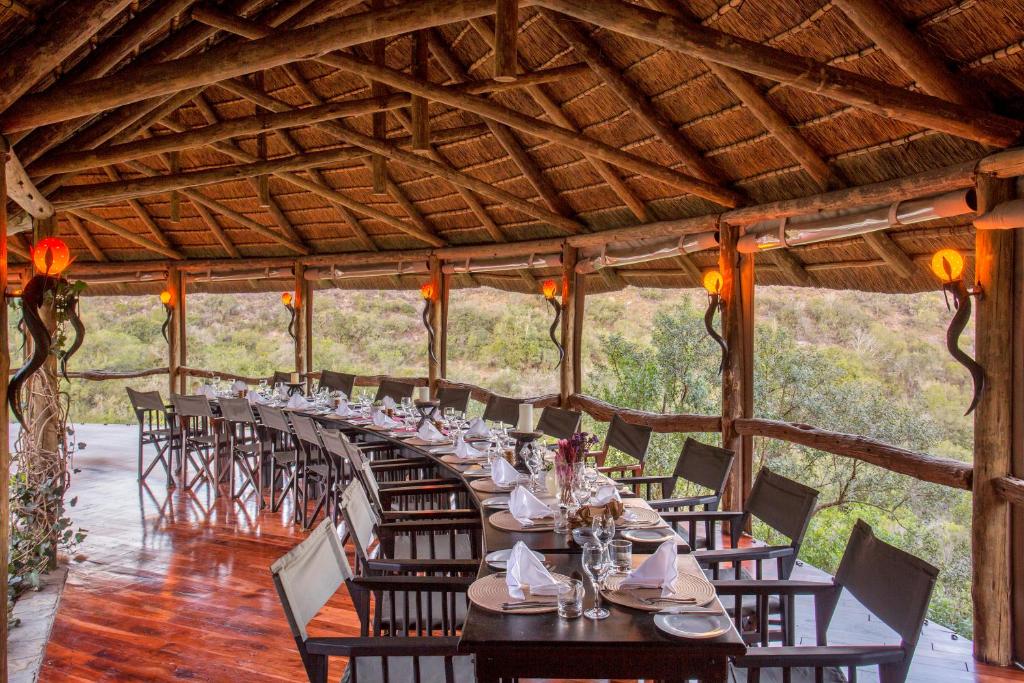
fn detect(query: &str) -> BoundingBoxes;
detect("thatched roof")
[1,0,1021,296]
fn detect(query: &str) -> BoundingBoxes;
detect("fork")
[639,596,697,605]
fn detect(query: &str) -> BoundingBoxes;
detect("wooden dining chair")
[621,437,735,511]
[271,519,474,683]
[481,394,519,427]
[587,413,653,476]
[316,369,355,397]
[218,398,264,502]
[254,404,300,517]
[436,386,471,414]
[272,370,293,385]
[535,405,582,440]
[375,379,415,402]
[725,520,938,683]
[126,387,177,485]
[169,395,217,489]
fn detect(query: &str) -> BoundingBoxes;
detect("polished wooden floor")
[35,424,1024,682]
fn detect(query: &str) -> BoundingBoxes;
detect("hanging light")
[540,279,564,367]
[31,236,72,276]
[702,269,728,374]
[281,292,297,342]
[420,281,438,365]
[931,248,984,414]
[159,289,174,343]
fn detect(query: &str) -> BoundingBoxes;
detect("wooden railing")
[436,378,559,408]
[568,393,721,433]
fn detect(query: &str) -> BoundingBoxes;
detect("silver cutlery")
[638,596,698,605]
[501,601,557,610]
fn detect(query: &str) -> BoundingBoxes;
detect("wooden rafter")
[861,230,918,279]
[533,0,1023,147]
[64,212,108,261]
[190,199,241,258]
[70,209,183,260]
[102,166,174,249]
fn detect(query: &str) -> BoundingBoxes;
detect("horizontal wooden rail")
[994,476,1024,506]
[437,378,560,408]
[569,393,723,433]
[734,417,973,490]
[30,367,171,381]
[177,367,430,390]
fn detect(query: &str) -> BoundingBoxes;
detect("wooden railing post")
[428,256,443,395]
[972,174,1016,665]
[0,136,11,683]
[166,265,183,395]
[719,222,744,511]
[560,245,578,406]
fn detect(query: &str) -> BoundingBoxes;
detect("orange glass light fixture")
[541,279,558,300]
[281,291,293,306]
[159,290,172,305]
[702,270,723,295]
[31,237,72,276]
[420,282,435,300]
[159,290,173,342]
[930,248,964,283]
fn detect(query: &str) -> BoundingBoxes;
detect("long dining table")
[297,405,747,683]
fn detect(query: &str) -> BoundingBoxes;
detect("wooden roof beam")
[0,0,507,132]
[103,166,175,249]
[767,248,813,287]
[540,9,723,186]
[70,209,184,260]
[861,230,918,280]
[468,16,653,223]
[64,212,108,261]
[834,0,974,107]
[191,199,241,258]
[535,0,1024,147]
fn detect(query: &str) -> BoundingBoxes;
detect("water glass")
[557,579,584,619]
[609,539,632,574]
[551,504,569,534]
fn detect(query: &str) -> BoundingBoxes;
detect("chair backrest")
[170,395,214,419]
[375,379,414,402]
[673,437,735,495]
[321,428,361,491]
[744,468,819,575]
[482,394,520,426]
[272,371,293,385]
[836,520,938,646]
[436,387,471,414]
[255,404,291,434]
[290,413,322,448]
[604,414,653,462]
[219,397,256,424]
[341,480,379,569]
[271,519,352,643]
[535,406,582,440]
[126,387,165,413]
[318,370,356,397]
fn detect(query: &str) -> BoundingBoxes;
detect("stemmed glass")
[524,443,544,492]
[581,542,610,620]
[593,513,616,552]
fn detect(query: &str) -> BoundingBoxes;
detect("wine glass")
[593,513,616,551]
[580,543,610,620]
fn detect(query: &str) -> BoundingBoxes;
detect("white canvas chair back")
[271,519,352,641]
[341,480,379,567]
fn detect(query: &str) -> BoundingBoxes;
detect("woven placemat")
[488,510,555,532]
[440,454,487,464]
[602,555,715,611]
[468,572,570,614]
[471,479,515,493]
[406,437,452,447]
[616,506,665,528]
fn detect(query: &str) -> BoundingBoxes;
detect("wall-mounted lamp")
[9,237,84,427]
[281,291,297,342]
[159,289,173,343]
[931,248,984,415]
[420,282,438,365]
[702,270,728,374]
[541,279,564,367]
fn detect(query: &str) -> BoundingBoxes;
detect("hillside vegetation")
[50,284,974,635]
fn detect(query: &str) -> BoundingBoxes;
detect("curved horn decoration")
[7,276,55,428]
[160,304,172,343]
[286,305,297,342]
[547,297,564,368]
[704,293,728,375]
[421,298,438,365]
[945,281,984,415]
[60,294,85,381]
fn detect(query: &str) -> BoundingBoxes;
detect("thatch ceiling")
[1,0,1022,295]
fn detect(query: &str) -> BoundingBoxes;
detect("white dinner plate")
[485,548,545,570]
[653,612,730,639]
[620,528,675,543]
[481,496,510,509]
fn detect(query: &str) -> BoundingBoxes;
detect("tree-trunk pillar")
[293,263,310,380]
[572,268,586,396]
[740,250,755,511]
[166,266,183,395]
[972,174,1016,665]
[719,222,744,512]
[428,256,443,394]
[0,138,10,683]
[439,270,450,380]
[559,245,578,406]
[1013,224,1024,663]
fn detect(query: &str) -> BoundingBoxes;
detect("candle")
[517,403,534,432]
[416,386,430,402]
[289,372,299,384]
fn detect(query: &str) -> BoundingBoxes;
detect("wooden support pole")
[294,263,310,377]
[428,256,443,393]
[572,267,586,395]
[0,139,10,683]
[167,266,183,395]
[560,245,578,405]
[740,250,755,510]
[972,174,1017,666]
[439,270,450,380]
[719,222,744,511]
[1013,224,1024,661]
[410,31,430,151]
[493,0,519,81]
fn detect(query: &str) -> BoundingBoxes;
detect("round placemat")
[441,454,487,464]
[471,479,514,493]
[616,506,664,527]
[602,570,715,612]
[468,572,570,614]
[488,510,554,532]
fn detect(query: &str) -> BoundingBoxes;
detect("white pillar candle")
[416,386,430,402]
[516,403,534,432]
[289,372,300,384]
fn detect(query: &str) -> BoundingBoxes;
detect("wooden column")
[0,137,11,683]
[972,174,1016,666]
[572,269,586,395]
[439,271,451,379]
[740,250,755,508]
[166,266,184,395]
[559,245,578,406]
[719,222,744,511]
[1013,225,1024,663]
[428,256,443,394]
[294,263,311,378]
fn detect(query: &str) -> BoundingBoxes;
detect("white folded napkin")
[372,409,400,429]
[335,391,349,401]
[591,483,621,506]
[276,383,290,399]
[454,434,483,458]
[286,393,310,410]
[382,395,397,410]
[506,541,562,601]
[466,417,491,438]
[619,539,679,597]
[333,400,354,417]
[198,384,216,399]
[246,390,269,405]
[417,420,446,442]
[231,379,247,393]
[491,457,522,488]
[509,486,554,526]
